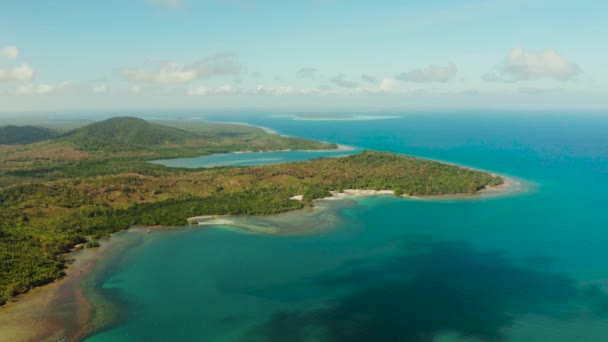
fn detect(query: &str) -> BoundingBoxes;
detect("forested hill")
[0,125,59,145]
[58,117,339,153]
[60,117,195,151]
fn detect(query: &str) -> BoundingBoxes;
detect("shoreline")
[228,143,354,154]
[0,232,137,342]
[0,229,152,342]
[231,144,355,154]
[186,175,525,235]
[0,166,525,341]
[325,176,523,201]
[204,120,280,134]
[195,120,351,152]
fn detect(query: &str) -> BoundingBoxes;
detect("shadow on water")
[243,239,608,342]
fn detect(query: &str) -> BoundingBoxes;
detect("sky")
[0,0,607,113]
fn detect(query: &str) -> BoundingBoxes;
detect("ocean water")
[86,112,608,342]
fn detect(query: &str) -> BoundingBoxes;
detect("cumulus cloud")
[484,47,581,82]
[120,55,242,85]
[396,63,457,83]
[253,82,402,97]
[216,84,235,93]
[330,74,359,88]
[297,67,317,79]
[14,82,69,95]
[1,46,19,59]
[0,64,35,82]
[15,84,52,95]
[187,84,236,96]
[256,84,303,96]
[188,87,208,96]
[379,78,396,92]
[187,86,209,96]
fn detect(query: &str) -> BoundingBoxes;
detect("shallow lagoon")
[34,113,608,341]
[150,147,359,168]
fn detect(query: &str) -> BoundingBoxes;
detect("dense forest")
[0,125,59,145]
[0,118,503,305]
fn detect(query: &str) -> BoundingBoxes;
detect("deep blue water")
[87,112,608,341]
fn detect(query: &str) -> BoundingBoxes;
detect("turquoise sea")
[86,112,608,341]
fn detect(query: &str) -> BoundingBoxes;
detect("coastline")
[204,120,279,134]
[185,174,524,235]
[0,231,142,342]
[197,120,352,151]
[231,144,355,154]
[307,144,355,152]
[326,176,523,201]
[0,161,524,341]
[228,143,354,154]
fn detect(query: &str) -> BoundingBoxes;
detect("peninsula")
[0,117,503,305]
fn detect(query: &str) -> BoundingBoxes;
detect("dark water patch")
[580,284,608,317]
[245,240,608,342]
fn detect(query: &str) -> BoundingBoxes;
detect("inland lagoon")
[150,145,359,168]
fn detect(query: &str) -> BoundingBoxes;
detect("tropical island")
[294,114,355,119]
[0,117,503,305]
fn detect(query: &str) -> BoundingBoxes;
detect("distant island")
[294,114,355,119]
[292,114,399,121]
[0,117,503,305]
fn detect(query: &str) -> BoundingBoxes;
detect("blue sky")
[0,0,607,113]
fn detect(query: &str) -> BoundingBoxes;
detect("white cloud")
[16,84,52,95]
[396,63,457,83]
[14,82,69,95]
[255,84,300,96]
[484,47,581,82]
[131,85,141,94]
[330,74,359,88]
[93,84,108,94]
[187,84,236,96]
[1,46,19,59]
[379,78,396,92]
[253,81,402,97]
[0,64,35,82]
[121,55,242,85]
[216,84,234,93]
[187,86,209,96]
